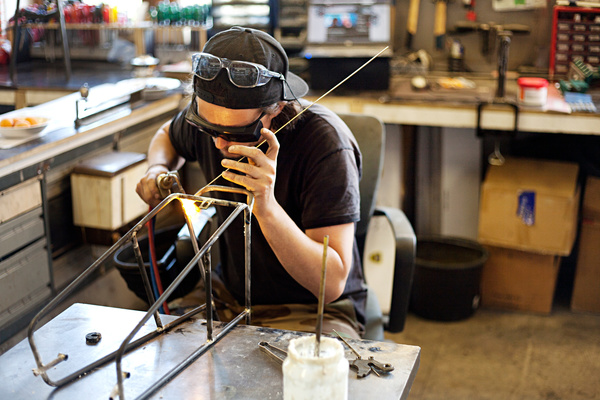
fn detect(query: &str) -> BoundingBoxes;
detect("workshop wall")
[393,0,555,73]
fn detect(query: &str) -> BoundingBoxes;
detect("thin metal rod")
[203,252,213,341]
[333,329,362,359]
[203,46,390,188]
[315,235,328,357]
[244,206,252,324]
[181,200,215,319]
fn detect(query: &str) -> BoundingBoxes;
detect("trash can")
[410,236,488,321]
[114,225,200,303]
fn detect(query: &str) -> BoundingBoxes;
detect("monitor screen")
[307,1,391,45]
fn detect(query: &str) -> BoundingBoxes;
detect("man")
[136,26,366,338]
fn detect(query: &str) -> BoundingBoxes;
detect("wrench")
[333,330,394,378]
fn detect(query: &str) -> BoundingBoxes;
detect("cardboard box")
[571,176,600,313]
[71,152,148,230]
[478,157,580,256]
[481,246,560,314]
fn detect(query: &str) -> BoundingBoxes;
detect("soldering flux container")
[517,77,548,106]
[283,336,348,400]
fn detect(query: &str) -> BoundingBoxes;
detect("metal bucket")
[410,236,488,321]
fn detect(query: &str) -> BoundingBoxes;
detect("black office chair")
[337,113,416,341]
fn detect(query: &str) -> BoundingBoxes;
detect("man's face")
[195,98,271,159]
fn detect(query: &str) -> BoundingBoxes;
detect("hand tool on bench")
[333,330,394,378]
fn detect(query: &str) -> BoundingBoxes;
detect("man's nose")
[214,136,231,149]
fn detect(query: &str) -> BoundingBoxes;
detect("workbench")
[0,85,183,343]
[0,303,421,400]
[306,74,600,136]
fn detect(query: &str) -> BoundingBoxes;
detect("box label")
[517,191,535,226]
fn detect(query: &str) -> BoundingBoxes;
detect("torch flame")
[180,198,202,219]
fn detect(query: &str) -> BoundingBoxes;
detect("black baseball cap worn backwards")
[194,26,309,109]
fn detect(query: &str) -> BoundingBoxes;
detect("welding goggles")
[185,97,265,143]
[192,52,286,88]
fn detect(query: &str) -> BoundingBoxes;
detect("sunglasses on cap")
[192,52,286,88]
[185,97,265,143]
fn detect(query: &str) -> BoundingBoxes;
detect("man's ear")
[275,101,286,115]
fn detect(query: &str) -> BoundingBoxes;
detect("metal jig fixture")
[27,185,254,400]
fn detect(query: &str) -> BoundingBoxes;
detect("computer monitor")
[306,0,392,52]
[304,0,392,90]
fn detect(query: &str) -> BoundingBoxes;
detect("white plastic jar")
[283,336,348,400]
[517,77,549,107]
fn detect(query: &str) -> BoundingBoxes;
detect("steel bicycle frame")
[27,185,254,400]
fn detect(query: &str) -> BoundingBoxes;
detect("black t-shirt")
[169,100,367,323]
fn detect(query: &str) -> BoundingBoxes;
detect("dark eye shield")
[185,97,265,143]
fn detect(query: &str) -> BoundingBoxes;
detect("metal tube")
[180,200,216,320]
[203,251,213,341]
[244,206,252,324]
[315,236,329,357]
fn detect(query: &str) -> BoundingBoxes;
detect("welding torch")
[156,170,185,198]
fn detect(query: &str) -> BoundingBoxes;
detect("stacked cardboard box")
[477,157,580,313]
[571,176,600,313]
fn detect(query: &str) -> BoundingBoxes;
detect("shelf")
[20,22,209,32]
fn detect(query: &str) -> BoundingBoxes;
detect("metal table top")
[0,303,420,400]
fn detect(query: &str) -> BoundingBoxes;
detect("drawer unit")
[71,152,148,230]
[0,207,45,260]
[0,238,52,330]
[550,6,600,77]
[0,177,43,224]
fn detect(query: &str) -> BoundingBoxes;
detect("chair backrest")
[337,113,386,253]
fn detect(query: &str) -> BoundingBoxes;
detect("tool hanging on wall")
[406,0,421,49]
[433,0,448,50]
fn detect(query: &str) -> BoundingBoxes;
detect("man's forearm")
[255,204,353,303]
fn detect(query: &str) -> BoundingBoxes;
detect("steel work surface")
[0,303,420,400]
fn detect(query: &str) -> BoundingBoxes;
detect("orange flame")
[180,198,202,219]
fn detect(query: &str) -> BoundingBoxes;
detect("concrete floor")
[2,245,600,399]
[386,307,600,400]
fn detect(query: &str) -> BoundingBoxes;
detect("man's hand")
[220,127,280,218]
[136,164,170,208]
